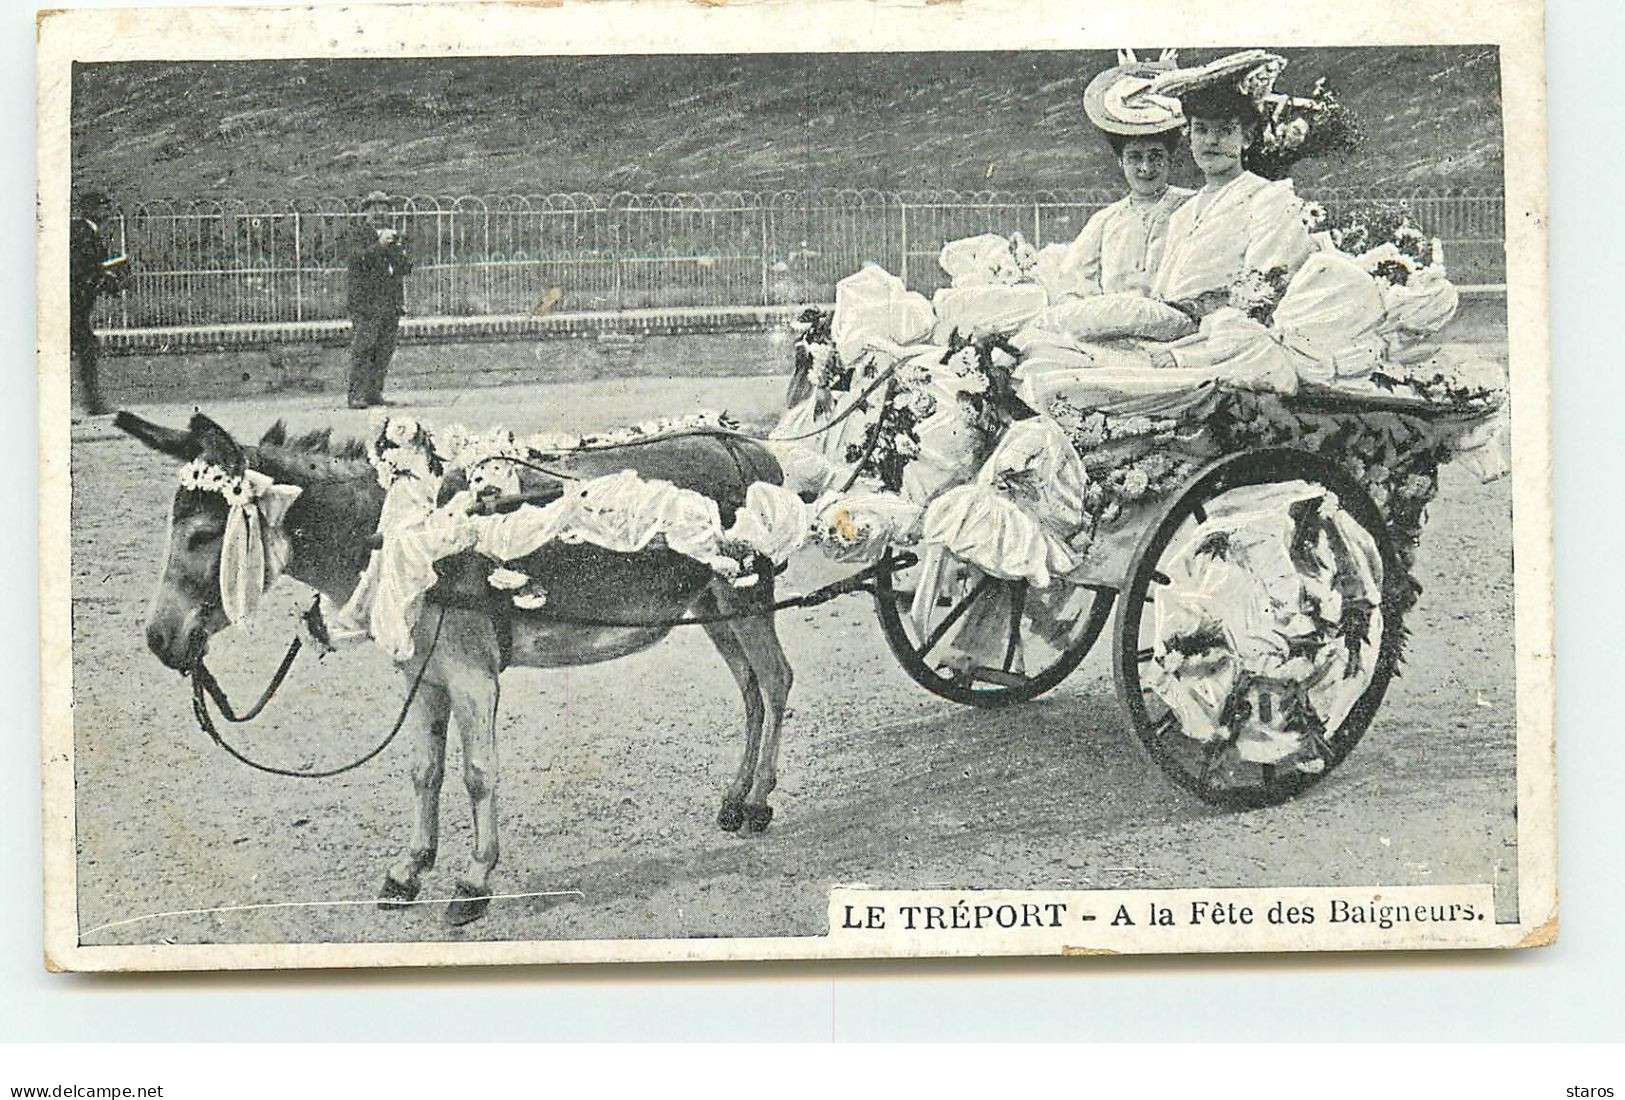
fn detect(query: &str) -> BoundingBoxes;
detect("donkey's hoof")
[377,874,421,910]
[717,798,745,833]
[743,803,774,833]
[445,882,491,926]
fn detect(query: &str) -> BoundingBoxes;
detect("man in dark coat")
[346,190,413,408]
[70,191,121,416]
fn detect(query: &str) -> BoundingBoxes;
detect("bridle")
[180,353,910,775]
[188,597,447,779]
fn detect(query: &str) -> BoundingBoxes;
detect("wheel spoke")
[1308,728,1335,764]
[1191,503,1208,524]
[1137,646,1155,663]
[1200,741,1228,789]
[970,666,1028,688]
[919,575,995,656]
[1148,709,1178,741]
[1002,583,1027,672]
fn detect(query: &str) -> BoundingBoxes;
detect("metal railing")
[91,188,1508,330]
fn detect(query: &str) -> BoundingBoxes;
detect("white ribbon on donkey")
[177,459,304,625]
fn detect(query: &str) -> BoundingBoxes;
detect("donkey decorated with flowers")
[119,410,793,925]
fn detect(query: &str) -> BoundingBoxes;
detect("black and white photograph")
[38,0,1555,970]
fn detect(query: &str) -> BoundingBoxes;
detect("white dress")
[1151,172,1314,305]
[1060,186,1195,297]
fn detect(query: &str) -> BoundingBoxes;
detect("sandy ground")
[66,362,1519,948]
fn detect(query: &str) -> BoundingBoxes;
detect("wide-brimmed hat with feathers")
[1081,48,1185,136]
[1149,49,1287,122]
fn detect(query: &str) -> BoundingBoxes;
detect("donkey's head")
[117,411,255,671]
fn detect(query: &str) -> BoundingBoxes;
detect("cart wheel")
[1113,448,1406,810]
[874,550,1114,708]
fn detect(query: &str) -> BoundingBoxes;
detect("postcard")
[38,0,1554,970]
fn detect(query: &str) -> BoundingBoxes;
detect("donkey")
[118,410,794,925]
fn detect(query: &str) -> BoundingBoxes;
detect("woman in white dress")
[1033,52,1195,328]
[1145,51,1317,365]
[1059,52,1195,299]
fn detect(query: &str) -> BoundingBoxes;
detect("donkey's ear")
[188,412,245,475]
[113,412,201,461]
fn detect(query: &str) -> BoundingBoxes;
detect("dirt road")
[67,367,1519,948]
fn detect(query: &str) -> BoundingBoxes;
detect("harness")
[189,552,914,778]
[190,600,447,780]
[423,579,516,671]
[185,369,908,777]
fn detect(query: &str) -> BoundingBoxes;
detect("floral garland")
[1227,265,1293,325]
[1308,202,1443,286]
[1368,367,1500,406]
[1046,385,1499,614]
[843,359,937,492]
[1216,202,1448,329]
[367,415,445,488]
[791,308,854,399]
[368,410,743,495]
[802,337,851,393]
[1046,398,1197,529]
[177,456,260,508]
[1212,390,1463,608]
[943,328,1026,440]
[571,410,741,452]
[1086,449,1201,530]
[838,330,1028,493]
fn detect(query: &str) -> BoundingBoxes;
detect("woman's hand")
[1149,348,1178,369]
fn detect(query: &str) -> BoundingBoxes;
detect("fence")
[92,188,1508,330]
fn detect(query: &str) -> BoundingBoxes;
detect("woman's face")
[1118,137,1173,198]
[1187,115,1250,178]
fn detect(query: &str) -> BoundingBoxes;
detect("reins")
[190,604,448,780]
[186,550,916,777]
[463,358,900,484]
[495,551,917,629]
[193,632,303,723]
[185,356,910,778]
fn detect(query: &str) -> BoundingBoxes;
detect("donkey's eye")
[186,529,220,551]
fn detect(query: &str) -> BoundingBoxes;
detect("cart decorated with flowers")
[764,209,1506,810]
[329,203,1504,814]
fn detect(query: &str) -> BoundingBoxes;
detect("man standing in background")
[70,190,122,417]
[346,190,412,409]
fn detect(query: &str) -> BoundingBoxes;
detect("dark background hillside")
[72,46,1504,199]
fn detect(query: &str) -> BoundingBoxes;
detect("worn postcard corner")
[38,0,1554,972]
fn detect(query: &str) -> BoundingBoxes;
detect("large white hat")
[1148,49,1287,110]
[1081,49,1185,136]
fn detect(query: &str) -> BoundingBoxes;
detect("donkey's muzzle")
[146,617,206,672]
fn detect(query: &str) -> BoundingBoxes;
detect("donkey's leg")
[713,584,793,834]
[379,680,451,908]
[442,612,504,926]
[699,592,766,833]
